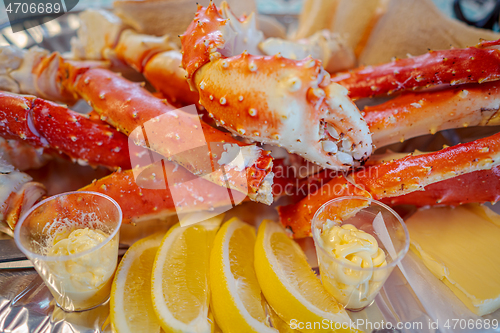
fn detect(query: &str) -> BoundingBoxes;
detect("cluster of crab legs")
[2,1,500,238]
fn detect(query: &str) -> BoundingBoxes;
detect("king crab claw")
[181,1,373,171]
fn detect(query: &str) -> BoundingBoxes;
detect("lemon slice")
[152,215,223,333]
[267,304,300,333]
[208,309,218,333]
[209,308,221,333]
[255,220,357,333]
[110,232,164,333]
[210,217,277,333]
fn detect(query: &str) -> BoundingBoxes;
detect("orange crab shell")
[180,2,228,88]
[195,53,327,140]
[0,91,131,169]
[82,162,241,224]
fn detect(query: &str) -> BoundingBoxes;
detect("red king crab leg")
[61,66,274,204]
[2,45,105,104]
[180,2,373,171]
[279,132,500,238]
[0,88,249,228]
[365,81,500,147]
[110,29,199,106]
[71,8,354,106]
[332,39,500,99]
[71,9,197,106]
[0,91,132,169]
[0,96,255,229]
[4,159,243,230]
[282,150,500,207]
[0,94,251,229]
[80,161,241,225]
[382,165,500,207]
[80,155,298,226]
[366,151,500,207]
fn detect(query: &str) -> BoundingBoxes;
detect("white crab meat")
[70,9,125,61]
[259,30,356,73]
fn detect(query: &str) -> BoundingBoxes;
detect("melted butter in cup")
[312,196,409,311]
[319,224,389,309]
[14,191,122,312]
[45,228,119,310]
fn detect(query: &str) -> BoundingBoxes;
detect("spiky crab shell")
[194,53,371,169]
[181,2,373,170]
[0,91,131,169]
[332,38,500,99]
[383,165,500,207]
[365,81,500,148]
[181,2,227,89]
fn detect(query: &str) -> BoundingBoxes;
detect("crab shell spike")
[279,131,500,238]
[355,132,500,198]
[332,38,500,99]
[181,1,227,88]
[477,38,500,48]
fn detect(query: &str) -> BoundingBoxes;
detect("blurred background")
[0,0,498,27]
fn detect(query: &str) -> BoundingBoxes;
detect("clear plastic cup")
[312,196,409,311]
[14,191,122,312]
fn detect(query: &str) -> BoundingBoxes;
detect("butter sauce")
[45,227,118,310]
[319,223,388,309]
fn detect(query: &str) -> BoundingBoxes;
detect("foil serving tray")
[0,7,500,333]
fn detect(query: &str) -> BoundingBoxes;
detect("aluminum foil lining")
[0,6,499,333]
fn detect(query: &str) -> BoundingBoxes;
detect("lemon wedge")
[110,232,164,333]
[210,217,277,333]
[152,215,223,333]
[209,308,222,333]
[267,304,300,333]
[255,220,357,333]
